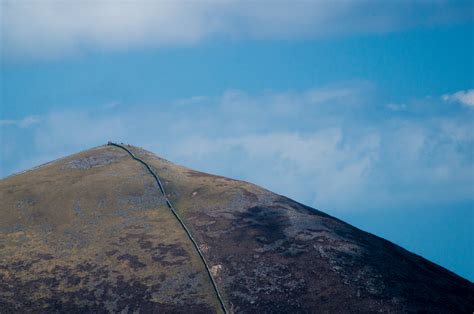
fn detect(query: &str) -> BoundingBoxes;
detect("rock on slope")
[0,145,472,313]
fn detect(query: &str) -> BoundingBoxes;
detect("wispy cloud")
[442,89,474,107]
[1,0,472,59]
[0,116,40,128]
[2,83,472,213]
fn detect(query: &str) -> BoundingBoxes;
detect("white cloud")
[0,116,40,128]
[2,83,472,213]
[442,89,474,107]
[386,103,407,111]
[1,0,472,59]
[103,101,120,110]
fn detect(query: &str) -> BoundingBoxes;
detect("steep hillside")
[0,144,472,313]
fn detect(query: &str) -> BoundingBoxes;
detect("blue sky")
[1,1,473,280]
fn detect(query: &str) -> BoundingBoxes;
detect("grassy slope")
[0,146,219,313]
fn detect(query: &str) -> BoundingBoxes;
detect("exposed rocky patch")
[63,150,126,170]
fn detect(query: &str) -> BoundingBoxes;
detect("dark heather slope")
[0,145,472,313]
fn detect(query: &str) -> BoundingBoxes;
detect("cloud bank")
[1,0,472,59]
[2,84,472,213]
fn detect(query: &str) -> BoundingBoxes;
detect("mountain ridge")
[0,144,472,313]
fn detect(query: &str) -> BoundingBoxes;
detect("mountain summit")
[0,144,472,313]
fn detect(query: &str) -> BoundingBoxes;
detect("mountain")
[0,144,472,313]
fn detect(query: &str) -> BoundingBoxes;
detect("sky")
[1,0,473,280]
